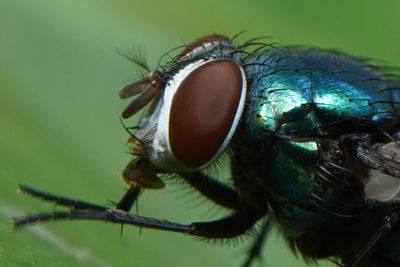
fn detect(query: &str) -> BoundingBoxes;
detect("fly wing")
[339,133,400,201]
[363,141,400,201]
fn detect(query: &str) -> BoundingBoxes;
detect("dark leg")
[115,171,242,213]
[116,185,142,212]
[116,170,242,213]
[179,172,242,210]
[14,185,261,239]
[121,157,241,211]
[345,214,399,267]
[241,218,272,267]
[116,157,166,212]
[17,185,107,211]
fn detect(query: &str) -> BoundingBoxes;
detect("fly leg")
[181,170,274,267]
[179,171,274,266]
[13,185,262,239]
[115,185,141,212]
[344,212,400,267]
[180,172,242,210]
[16,185,108,211]
[117,157,166,212]
[118,161,243,212]
[241,218,272,267]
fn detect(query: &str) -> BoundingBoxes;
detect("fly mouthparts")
[122,158,165,189]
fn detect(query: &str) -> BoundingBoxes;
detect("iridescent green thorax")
[243,49,399,140]
[233,48,400,232]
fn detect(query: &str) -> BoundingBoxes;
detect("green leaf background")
[1,1,400,266]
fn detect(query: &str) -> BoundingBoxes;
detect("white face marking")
[148,59,209,171]
[364,142,400,201]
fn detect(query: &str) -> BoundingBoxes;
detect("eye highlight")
[169,59,244,168]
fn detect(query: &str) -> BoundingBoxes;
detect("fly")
[14,34,400,267]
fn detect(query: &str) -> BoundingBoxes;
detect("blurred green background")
[1,0,400,266]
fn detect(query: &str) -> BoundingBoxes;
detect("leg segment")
[120,158,241,212]
[14,185,260,239]
[116,185,142,212]
[241,218,272,267]
[345,213,400,267]
[179,172,242,210]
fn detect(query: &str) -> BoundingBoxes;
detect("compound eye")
[169,60,244,168]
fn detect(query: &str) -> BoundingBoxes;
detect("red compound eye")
[169,60,243,168]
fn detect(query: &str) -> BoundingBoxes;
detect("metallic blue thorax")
[244,49,399,138]
[236,48,400,234]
